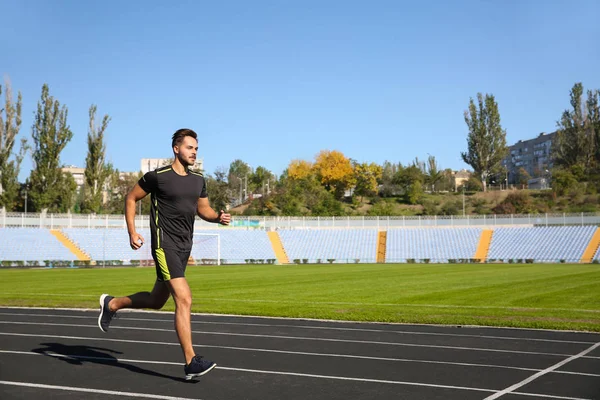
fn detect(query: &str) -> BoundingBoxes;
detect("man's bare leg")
[166,277,195,364]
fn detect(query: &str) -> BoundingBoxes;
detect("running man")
[97,128,231,380]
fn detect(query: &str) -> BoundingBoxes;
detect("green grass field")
[1,263,599,332]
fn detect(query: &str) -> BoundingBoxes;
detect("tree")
[274,176,303,216]
[228,159,251,202]
[517,167,531,186]
[309,189,344,216]
[588,88,600,166]
[461,93,508,192]
[425,155,443,192]
[437,168,456,192]
[550,168,579,196]
[353,162,382,201]
[412,157,426,174]
[463,176,483,192]
[205,167,230,212]
[0,79,28,211]
[249,165,275,195]
[28,84,76,212]
[551,83,598,173]
[379,161,402,197]
[393,165,425,204]
[83,105,112,213]
[273,165,341,216]
[228,159,251,181]
[313,150,355,199]
[287,159,314,180]
[104,171,146,214]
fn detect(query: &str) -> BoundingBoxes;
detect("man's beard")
[177,154,194,167]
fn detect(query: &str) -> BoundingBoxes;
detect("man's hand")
[129,232,145,250]
[217,210,231,225]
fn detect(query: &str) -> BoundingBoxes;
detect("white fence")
[1,211,599,230]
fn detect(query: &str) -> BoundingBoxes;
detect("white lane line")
[555,370,600,378]
[1,350,594,399]
[207,298,600,314]
[0,350,496,395]
[0,380,200,399]
[219,366,498,392]
[3,296,600,313]
[0,320,574,357]
[5,332,600,378]
[0,333,544,374]
[483,342,600,400]
[4,334,598,380]
[511,392,593,400]
[1,312,596,345]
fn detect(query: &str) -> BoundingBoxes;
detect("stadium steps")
[376,231,387,263]
[580,227,600,263]
[267,231,290,264]
[474,229,493,262]
[50,229,91,261]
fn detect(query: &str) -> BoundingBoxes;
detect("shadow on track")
[32,342,195,384]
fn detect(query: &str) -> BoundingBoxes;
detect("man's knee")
[173,293,192,309]
[167,277,192,309]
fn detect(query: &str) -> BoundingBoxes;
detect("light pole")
[462,185,465,216]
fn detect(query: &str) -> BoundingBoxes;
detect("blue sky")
[2,0,599,182]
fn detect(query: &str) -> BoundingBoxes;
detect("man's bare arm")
[125,183,149,249]
[197,197,231,225]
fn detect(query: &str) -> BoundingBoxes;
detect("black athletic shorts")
[152,248,191,282]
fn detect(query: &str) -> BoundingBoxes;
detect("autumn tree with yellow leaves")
[287,159,314,181]
[313,150,355,199]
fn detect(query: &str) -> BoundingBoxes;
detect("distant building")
[502,132,555,184]
[61,166,85,188]
[453,169,472,190]
[61,166,112,204]
[141,157,204,174]
[62,157,205,205]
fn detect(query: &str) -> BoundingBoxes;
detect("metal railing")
[1,211,599,230]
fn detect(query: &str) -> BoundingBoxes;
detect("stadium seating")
[385,228,482,263]
[191,229,276,263]
[1,226,599,265]
[487,226,596,263]
[277,229,378,263]
[0,228,76,262]
[63,228,276,264]
[62,228,153,262]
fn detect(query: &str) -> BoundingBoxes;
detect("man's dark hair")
[172,128,198,148]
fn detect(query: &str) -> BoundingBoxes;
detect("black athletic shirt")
[138,165,207,251]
